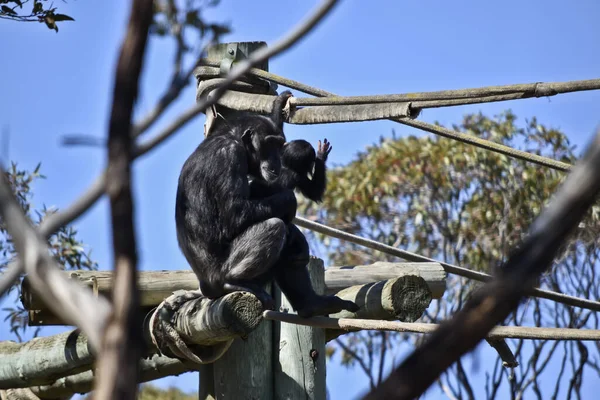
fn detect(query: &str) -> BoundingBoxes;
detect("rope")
[263,310,600,341]
[242,66,574,172]
[197,63,598,311]
[295,217,600,311]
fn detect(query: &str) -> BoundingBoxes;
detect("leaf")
[1,5,17,15]
[33,1,43,14]
[44,14,58,32]
[53,13,74,22]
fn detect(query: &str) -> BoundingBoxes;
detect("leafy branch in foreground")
[0,0,74,32]
[0,162,97,341]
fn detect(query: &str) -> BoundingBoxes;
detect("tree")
[302,111,600,399]
[0,0,229,345]
[0,0,75,32]
[0,163,97,340]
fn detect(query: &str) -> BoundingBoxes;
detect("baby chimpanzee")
[249,138,332,208]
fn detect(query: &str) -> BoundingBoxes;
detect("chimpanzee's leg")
[274,224,359,317]
[215,217,287,308]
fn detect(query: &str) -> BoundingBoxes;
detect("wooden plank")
[326,275,432,342]
[21,262,446,312]
[325,262,446,299]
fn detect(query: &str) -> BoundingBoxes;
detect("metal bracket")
[219,43,239,75]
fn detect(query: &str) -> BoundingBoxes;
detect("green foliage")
[1,162,97,340]
[305,111,600,396]
[151,0,230,44]
[303,111,587,269]
[1,0,230,37]
[0,0,75,32]
[137,384,198,400]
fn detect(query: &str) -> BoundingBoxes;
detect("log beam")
[21,262,446,325]
[0,292,263,390]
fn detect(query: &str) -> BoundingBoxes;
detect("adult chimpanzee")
[175,91,358,318]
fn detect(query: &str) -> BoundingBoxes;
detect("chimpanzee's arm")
[296,158,326,202]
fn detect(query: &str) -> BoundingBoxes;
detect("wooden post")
[195,41,276,138]
[274,257,326,400]
[198,41,275,400]
[211,287,274,400]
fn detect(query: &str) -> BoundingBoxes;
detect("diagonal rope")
[243,66,575,172]
[294,217,600,311]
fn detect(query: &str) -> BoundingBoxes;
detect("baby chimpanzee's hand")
[317,138,333,162]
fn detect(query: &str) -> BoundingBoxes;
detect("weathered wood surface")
[0,330,92,389]
[29,354,188,399]
[324,262,445,298]
[212,286,274,400]
[0,292,262,390]
[326,275,432,342]
[274,258,326,400]
[21,262,446,316]
[330,275,432,321]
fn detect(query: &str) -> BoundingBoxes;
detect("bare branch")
[0,173,105,299]
[362,127,600,399]
[92,0,153,398]
[0,170,111,350]
[0,0,343,300]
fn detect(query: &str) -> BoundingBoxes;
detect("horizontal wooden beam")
[0,291,263,389]
[3,274,434,394]
[326,275,432,342]
[324,262,445,298]
[21,262,446,318]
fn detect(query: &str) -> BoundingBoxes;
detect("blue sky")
[1,0,600,398]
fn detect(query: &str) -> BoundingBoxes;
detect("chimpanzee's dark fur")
[249,138,329,203]
[175,91,358,317]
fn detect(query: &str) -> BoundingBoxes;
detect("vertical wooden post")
[212,307,274,399]
[196,42,325,400]
[274,258,326,400]
[199,364,216,400]
[197,42,275,400]
[195,41,276,138]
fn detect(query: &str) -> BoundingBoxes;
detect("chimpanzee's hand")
[317,138,333,162]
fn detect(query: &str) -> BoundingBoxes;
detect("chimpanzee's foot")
[222,282,275,311]
[149,289,231,365]
[296,295,360,318]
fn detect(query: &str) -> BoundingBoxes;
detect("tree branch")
[93,0,153,398]
[0,170,111,350]
[362,127,600,399]
[0,0,342,298]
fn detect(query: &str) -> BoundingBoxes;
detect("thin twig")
[92,0,152,398]
[263,311,600,341]
[362,127,600,399]
[294,217,600,311]
[132,37,218,138]
[0,170,111,350]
